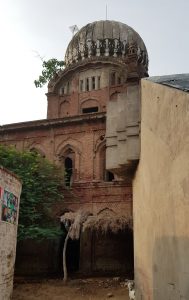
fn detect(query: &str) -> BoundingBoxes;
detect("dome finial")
[69,25,79,37]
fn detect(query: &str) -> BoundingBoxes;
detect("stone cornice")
[0,113,106,133]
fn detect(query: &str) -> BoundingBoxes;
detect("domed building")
[0,20,148,276]
[47,20,148,119]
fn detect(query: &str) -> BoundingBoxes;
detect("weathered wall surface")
[15,181,132,276]
[106,84,140,176]
[0,167,22,300]
[0,115,132,276]
[134,79,189,299]
[80,228,133,276]
[47,64,128,119]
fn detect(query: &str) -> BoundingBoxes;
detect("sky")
[0,0,189,125]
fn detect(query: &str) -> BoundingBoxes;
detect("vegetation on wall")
[0,145,64,241]
[34,58,65,88]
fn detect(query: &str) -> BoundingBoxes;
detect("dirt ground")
[12,277,130,300]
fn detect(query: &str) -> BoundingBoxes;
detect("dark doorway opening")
[66,238,80,273]
[58,223,80,276]
[91,228,134,277]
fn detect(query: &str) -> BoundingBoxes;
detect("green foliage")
[0,145,64,240]
[34,58,65,88]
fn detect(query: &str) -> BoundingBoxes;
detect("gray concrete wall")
[0,167,22,300]
[133,79,189,299]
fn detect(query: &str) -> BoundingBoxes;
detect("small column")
[105,39,109,57]
[89,77,92,91]
[96,40,101,57]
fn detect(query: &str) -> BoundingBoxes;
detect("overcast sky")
[0,0,189,125]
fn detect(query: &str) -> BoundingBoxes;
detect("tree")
[34,58,65,88]
[61,210,90,283]
[0,145,64,241]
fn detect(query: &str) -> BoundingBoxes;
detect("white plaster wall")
[134,79,189,300]
[0,168,22,300]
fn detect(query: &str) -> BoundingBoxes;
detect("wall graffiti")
[1,189,18,224]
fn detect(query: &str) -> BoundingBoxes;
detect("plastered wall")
[106,84,140,176]
[134,79,189,300]
[0,167,22,300]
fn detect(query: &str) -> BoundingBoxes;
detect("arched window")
[99,145,114,182]
[60,147,75,187]
[80,99,100,114]
[65,157,73,187]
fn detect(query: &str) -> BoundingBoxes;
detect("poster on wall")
[1,189,18,224]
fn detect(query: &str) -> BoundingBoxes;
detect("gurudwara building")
[0,20,148,277]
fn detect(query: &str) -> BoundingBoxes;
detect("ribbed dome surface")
[65,20,148,70]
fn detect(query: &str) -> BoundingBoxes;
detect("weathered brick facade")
[0,92,132,276]
[0,20,148,276]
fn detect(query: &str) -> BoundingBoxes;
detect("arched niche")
[109,67,127,87]
[59,147,75,187]
[94,140,114,182]
[97,207,116,217]
[80,98,100,114]
[59,100,70,117]
[110,91,120,101]
[26,142,46,158]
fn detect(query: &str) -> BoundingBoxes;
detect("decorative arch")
[26,142,46,158]
[109,67,126,86]
[55,139,82,183]
[59,100,70,117]
[97,207,116,217]
[94,139,114,182]
[80,98,101,114]
[56,138,82,157]
[110,91,120,101]
[94,138,105,154]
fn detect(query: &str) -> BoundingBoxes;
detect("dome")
[64,20,148,71]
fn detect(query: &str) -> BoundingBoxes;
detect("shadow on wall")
[15,239,60,276]
[152,236,189,300]
[80,228,134,277]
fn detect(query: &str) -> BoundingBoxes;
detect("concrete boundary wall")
[134,79,189,299]
[0,167,22,300]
